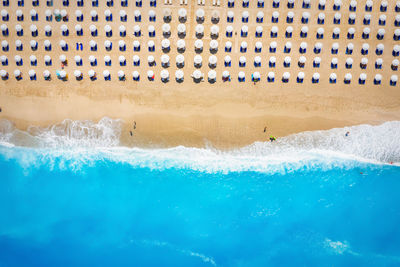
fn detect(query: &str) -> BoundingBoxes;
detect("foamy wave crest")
[0,117,122,148]
[0,118,399,173]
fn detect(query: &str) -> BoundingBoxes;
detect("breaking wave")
[0,117,399,173]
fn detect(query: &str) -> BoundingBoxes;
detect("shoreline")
[1,93,399,149]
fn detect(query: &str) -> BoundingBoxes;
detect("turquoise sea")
[0,118,400,267]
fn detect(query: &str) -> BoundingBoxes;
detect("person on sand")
[130,131,133,136]
[133,121,136,130]
[345,131,350,137]
[269,136,276,142]
[264,127,267,133]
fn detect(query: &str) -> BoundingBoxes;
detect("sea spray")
[0,118,399,174]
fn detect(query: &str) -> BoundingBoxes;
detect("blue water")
[0,147,400,267]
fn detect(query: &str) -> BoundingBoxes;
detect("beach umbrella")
[177,23,186,38]
[148,40,155,51]
[60,9,68,20]
[163,8,171,22]
[332,42,339,53]
[44,55,51,65]
[103,70,110,80]
[329,73,337,83]
[376,44,384,55]
[133,40,140,51]
[161,39,170,53]
[74,70,82,80]
[344,73,352,84]
[271,26,278,37]
[119,55,126,66]
[254,56,261,67]
[210,25,219,39]
[317,27,324,38]
[392,59,399,71]
[302,11,310,23]
[239,56,246,67]
[287,11,294,23]
[359,73,367,84]
[226,25,233,37]
[89,40,97,51]
[88,69,96,80]
[222,70,230,82]
[43,70,50,80]
[331,57,338,68]
[270,41,277,52]
[192,70,202,83]
[240,41,247,53]
[225,41,232,52]
[89,55,97,66]
[272,11,279,23]
[211,10,219,23]
[161,54,170,67]
[177,39,185,53]
[133,25,141,37]
[119,25,126,37]
[148,55,155,66]
[227,11,234,22]
[118,70,125,81]
[210,40,218,53]
[297,72,305,83]
[44,25,52,36]
[360,58,368,69]
[133,55,140,66]
[119,40,126,51]
[29,55,37,65]
[284,56,291,67]
[104,9,112,21]
[238,71,245,82]
[196,9,205,23]
[75,10,83,21]
[104,55,111,66]
[30,24,38,36]
[14,69,22,80]
[147,70,154,81]
[104,40,112,51]
[148,10,156,21]
[282,72,290,83]
[194,39,203,53]
[255,26,263,37]
[16,10,23,21]
[252,72,261,82]
[347,43,354,54]
[242,11,249,22]
[15,40,23,51]
[390,75,398,86]
[104,25,112,37]
[59,55,67,64]
[161,69,169,83]
[361,43,369,54]
[375,58,383,69]
[312,73,320,83]
[299,42,307,53]
[132,71,140,81]
[269,56,276,67]
[374,74,382,85]
[224,55,231,67]
[241,25,248,37]
[90,10,98,21]
[59,70,67,80]
[15,24,23,36]
[0,69,7,80]
[148,25,156,37]
[0,55,7,65]
[175,70,184,83]
[194,55,202,68]
[208,70,216,83]
[176,54,184,68]
[284,42,292,53]
[208,55,217,68]
[178,8,187,22]
[256,11,264,23]
[162,23,171,37]
[268,72,275,82]
[300,26,308,37]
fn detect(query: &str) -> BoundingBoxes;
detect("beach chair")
[213,0,216,5]
[164,0,168,4]
[180,0,183,4]
[217,0,220,6]
[184,0,187,4]
[197,0,201,5]
[202,0,205,5]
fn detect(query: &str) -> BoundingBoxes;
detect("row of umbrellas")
[3,69,398,85]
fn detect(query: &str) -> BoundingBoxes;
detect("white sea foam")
[0,118,399,173]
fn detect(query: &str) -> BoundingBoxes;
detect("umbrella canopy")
[161,39,170,48]
[209,55,217,64]
[175,70,184,79]
[210,40,218,49]
[161,54,169,63]
[43,70,50,77]
[161,70,169,79]
[208,70,216,79]
[222,70,230,77]
[118,70,125,78]
[176,55,184,64]
[194,55,202,64]
[88,70,95,77]
[74,70,82,77]
[195,39,203,49]
[193,70,202,79]
[103,70,110,77]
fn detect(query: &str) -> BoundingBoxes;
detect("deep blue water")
[0,148,400,267]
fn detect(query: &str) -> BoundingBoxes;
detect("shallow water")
[1,119,400,266]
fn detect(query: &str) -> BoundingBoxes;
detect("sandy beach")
[1,0,400,148]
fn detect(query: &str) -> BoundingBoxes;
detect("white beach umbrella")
[195,39,203,49]
[175,70,184,80]
[194,55,202,64]
[43,70,50,78]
